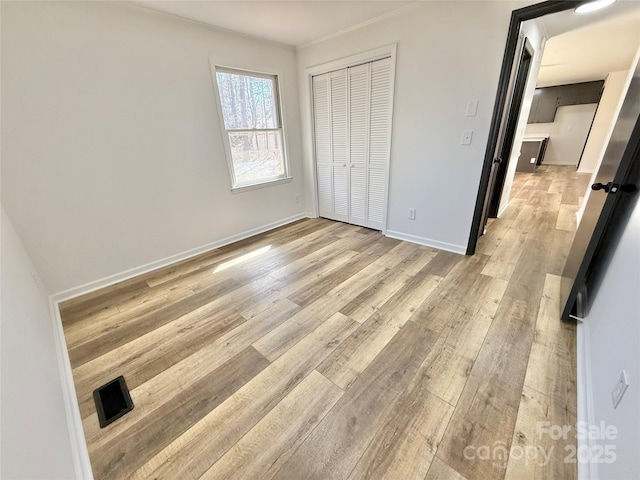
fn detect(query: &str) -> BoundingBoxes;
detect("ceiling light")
[575,0,616,14]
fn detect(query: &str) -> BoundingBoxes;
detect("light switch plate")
[611,370,629,409]
[466,100,479,117]
[461,130,473,145]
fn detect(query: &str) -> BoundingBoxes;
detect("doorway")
[480,38,534,233]
[307,45,397,233]
[469,2,578,250]
[467,0,640,319]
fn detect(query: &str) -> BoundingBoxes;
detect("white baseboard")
[49,300,94,479]
[577,320,598,480]
[51,212,312,304]
[577,205,585,226]
[48,211,312,478]
[385,230,466,255]
[497,201,510,218]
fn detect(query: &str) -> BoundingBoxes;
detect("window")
[214,67,290,190]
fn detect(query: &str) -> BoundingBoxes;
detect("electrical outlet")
[530,157,536,164]
[408,208,416,220]
[461,130,473,145]
[295,194,300,204]
[611,370,629,409]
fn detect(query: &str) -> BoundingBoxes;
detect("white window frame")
[211,65,292,192]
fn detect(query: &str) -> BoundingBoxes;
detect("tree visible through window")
[215,68,289,189]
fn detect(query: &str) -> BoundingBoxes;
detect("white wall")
[297,1,533,253]
[578,47,639,226]
[1,1,305,295]
[584,196,640,480]
[525,103,598,166]
[498,18,547,216]
[1,208,76,479]
[579,70,632,174]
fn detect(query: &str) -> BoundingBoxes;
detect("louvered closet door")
[348,64,370,227]
[313,57,392,230]
[330,69,349,222]
[312,73,333,219]
[367,57,392,230]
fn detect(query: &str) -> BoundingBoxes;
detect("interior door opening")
[468,0,640,320]
[485,38,534,226]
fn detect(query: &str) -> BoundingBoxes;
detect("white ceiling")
[129,0,640,82]
[535,3,640,87]
[129,0,413,47]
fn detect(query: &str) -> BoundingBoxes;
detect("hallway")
[474,164,592,479]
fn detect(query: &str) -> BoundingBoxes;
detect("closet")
[312,57,393,231]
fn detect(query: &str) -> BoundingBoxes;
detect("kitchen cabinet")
[527,80,603,124]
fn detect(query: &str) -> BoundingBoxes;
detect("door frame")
[305,44,397,233]
[487,37,534,218]
[467,0,581,254]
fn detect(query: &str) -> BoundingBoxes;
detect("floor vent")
[93,376,134,428]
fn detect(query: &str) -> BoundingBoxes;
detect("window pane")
[228,131,285,185]
[216,72,279,130]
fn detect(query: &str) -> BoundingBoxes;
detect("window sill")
[231,176,293,193]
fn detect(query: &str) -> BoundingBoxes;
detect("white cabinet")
[312,57,393,230]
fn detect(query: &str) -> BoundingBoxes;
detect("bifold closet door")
[313,73,333,219]
[367,57,392,230]
[330,70,349,222]
[313,57,392,230]
[313,71,348,223]
[313,74,333,218]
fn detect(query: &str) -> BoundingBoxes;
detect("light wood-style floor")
[60,165,591,480]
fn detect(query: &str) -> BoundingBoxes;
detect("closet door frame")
[306,44,397,234]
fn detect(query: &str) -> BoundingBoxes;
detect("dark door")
[516,140,541,173]
[561,59,640,320]
[478,39,534,236]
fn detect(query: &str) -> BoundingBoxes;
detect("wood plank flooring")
[60,165,591,479]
